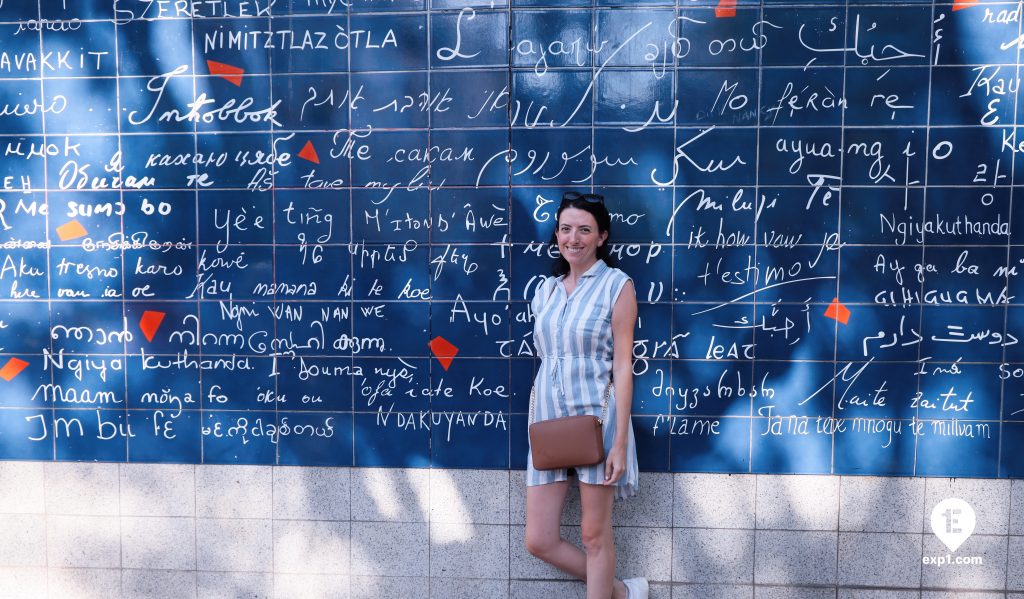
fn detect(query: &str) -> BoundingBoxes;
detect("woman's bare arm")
[604,278,637,485]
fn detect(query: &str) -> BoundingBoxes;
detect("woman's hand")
[603,443,628,485]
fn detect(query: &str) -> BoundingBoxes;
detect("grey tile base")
[0,465,1020,596]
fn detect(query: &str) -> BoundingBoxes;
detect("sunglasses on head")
[561,191,605,205]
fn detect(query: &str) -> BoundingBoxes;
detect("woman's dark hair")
[549,192,614,277]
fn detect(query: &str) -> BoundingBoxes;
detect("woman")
[524,191,647,599]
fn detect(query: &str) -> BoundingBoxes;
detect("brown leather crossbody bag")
[528,381,611,471]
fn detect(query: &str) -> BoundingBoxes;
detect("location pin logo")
[930,497,976,552]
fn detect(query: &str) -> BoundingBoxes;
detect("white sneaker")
[623,577,649,599]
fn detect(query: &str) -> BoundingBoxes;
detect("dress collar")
[580,259,607,279]
[558,260,607,290]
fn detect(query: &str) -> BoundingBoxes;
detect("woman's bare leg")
[525,480,628,599]
[525,481,587,578]
[579,482,628,599]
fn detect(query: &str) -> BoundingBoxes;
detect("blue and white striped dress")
[527,259,639,499]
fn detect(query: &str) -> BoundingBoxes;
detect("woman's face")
[556,207,608,269]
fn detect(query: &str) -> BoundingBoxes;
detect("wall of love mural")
[0,0,1022,477]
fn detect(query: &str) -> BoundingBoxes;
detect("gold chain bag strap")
[528,379,611,471]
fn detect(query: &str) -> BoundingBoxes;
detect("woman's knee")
[580,518,613,554]
[524,528,559,558]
